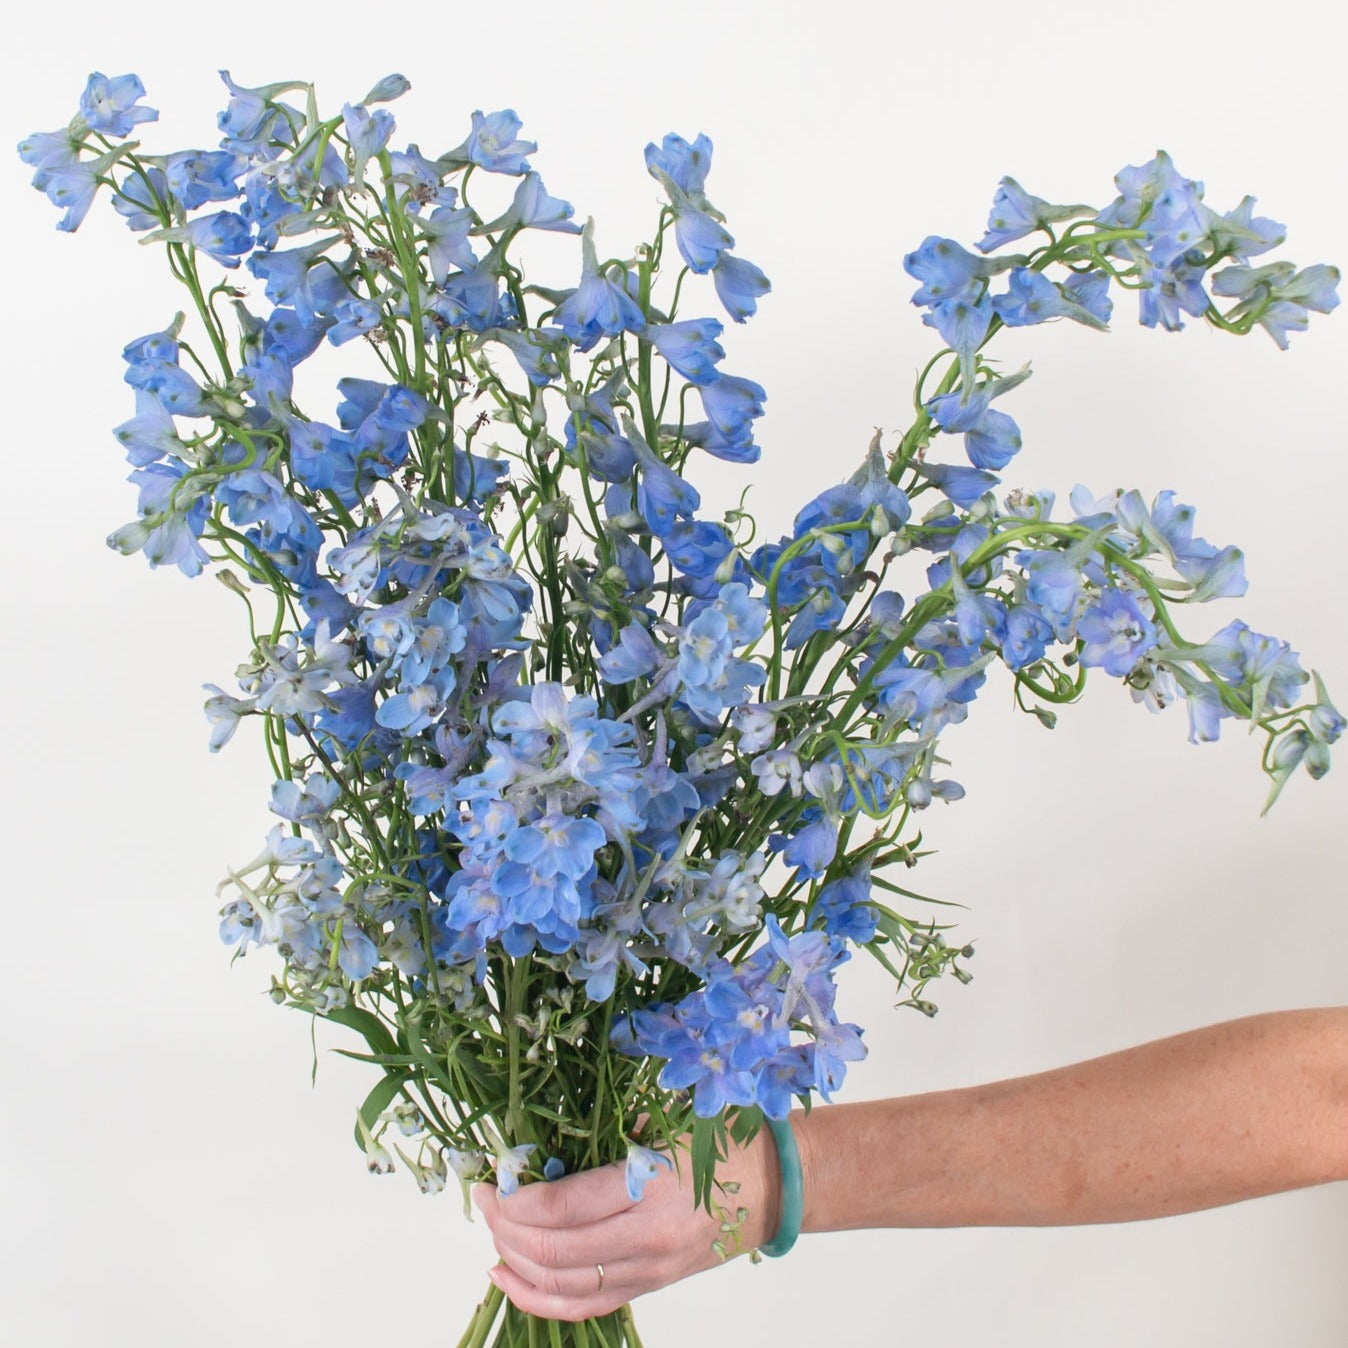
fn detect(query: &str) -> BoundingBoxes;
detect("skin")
[474,1006,1348,1322]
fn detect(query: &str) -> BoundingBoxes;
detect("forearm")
[793,1007,1348,1231]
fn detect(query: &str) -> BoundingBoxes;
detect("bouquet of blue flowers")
[21,70,1343,1348]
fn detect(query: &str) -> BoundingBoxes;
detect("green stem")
[457,1285,506,1348]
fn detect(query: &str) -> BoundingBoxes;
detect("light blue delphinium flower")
[1198,620,1308,722]
[1211,261,1340,349]
[553,220,645,349]
[480,171,581,234]
[812,865,879,945]
[645,318,725,385]
[341,102,396,184]
[904,235,992,306]
[1208,195,1285,262]
[17,127,81,188]
[626,420,700,536]
[712,253,771,322]
[781,816,839,878]
[1097,150,1211,268]
[215,70,306,154]
[597,622,663,685]
[113,390,182,467]
[926,363,1033,433]
[1133,252,1210,332]
[977,175,1091,251]
[644,132,713,195]
[447,109,536,175]
[699,373,766,447]
[963,407,1023,471]
[328,298,383,345]
[422,203,477,282]
[181,210,254,267]
[1077,587,1158,676]
[489,1136,536,1197]
[165,150,245,210]
[993,267,1109,330]
[666,185,734,273]
[926,292,992,391]
[913,462,1000,509]
[625,1144,674,1202]
[79,72,158,137]
[40,150,119,232]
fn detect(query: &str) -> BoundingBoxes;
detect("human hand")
[474,1127,782,1322]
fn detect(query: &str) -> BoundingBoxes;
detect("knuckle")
[539,1182,573,1226]
[523,1226,561,1269]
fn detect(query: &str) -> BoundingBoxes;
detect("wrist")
[734,1117,783,1250]
[758,1115,804,1256]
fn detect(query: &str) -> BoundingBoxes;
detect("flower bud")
[363,74,411,105]
[1305,739,1331,780]
[1309,701,1345,743]
[1270,730,1309,773]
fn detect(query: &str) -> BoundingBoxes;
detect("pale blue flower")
[625,1144,674,1201]
[80,72,158,137]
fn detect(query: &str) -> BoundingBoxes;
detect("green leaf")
[862,938,909,983]
[321,1004,402,1059]
[690,1114,725,1213]
[331,1049,421,1069]
[400,1015,456,1096]
[727,1106,763,1150]
[354,1070,409,1153]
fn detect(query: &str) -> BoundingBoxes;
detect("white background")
[4,2,1347,1344]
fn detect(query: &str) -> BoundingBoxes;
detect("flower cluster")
[22,74,1342,1345]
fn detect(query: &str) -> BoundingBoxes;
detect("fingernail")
[487,1268,505,1290]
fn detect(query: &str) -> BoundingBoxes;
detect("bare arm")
[475,1008,1348,1321]
[800,1007,1348,1231]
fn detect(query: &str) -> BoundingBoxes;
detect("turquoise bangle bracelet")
[758,1116,803,1257]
